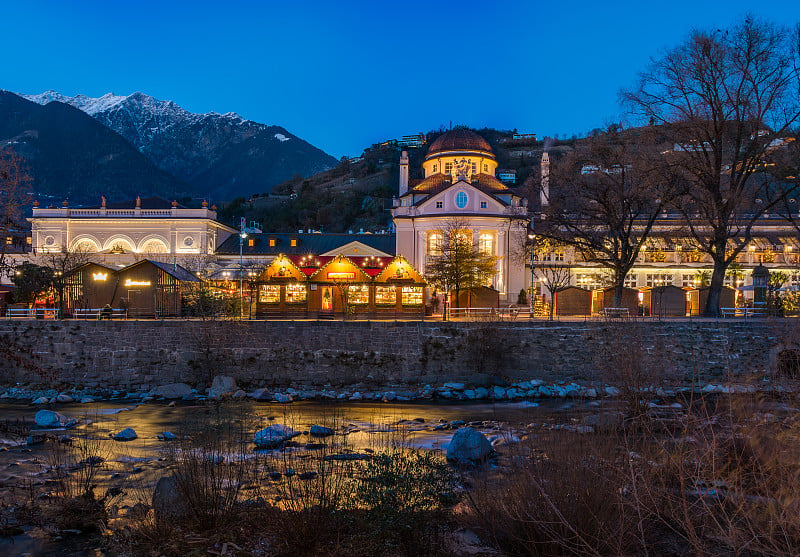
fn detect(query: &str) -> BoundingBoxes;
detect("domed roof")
[427,129,493,157]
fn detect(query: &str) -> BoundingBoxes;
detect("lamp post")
[528,231,535,319]
[239,218,248,318]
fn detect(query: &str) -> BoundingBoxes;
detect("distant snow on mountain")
[22,90,337,200]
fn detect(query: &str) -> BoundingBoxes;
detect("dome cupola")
[422,129,496,179]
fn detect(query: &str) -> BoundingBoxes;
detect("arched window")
[140,239,168,254]
[72,239,99,253]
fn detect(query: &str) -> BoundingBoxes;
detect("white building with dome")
[391,129,530,304]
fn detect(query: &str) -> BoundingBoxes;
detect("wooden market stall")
[641,285,689,317]
[253,255,310,318]
[372,255,426,319]
[591,286,640,316]
[116,260,200,317]
[252,254,426,319]
[554,286,592,316]
[688,285,736,316]
[62,262,122,316]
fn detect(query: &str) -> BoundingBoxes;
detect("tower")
[540,152,550,207]
[399,150,409,196]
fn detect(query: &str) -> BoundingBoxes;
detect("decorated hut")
[308,255,376,319]
[62,262,121,315]
[252,253,426,319]
[642,285,689,317]
[116,260,199,317]
[372,255,426,318]
[253,254,309,318]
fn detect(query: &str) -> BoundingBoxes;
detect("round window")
[455,191,468,209]
[183,236,194,247]
[44,236,55,246]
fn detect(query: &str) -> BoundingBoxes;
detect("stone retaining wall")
[0,319,793,390]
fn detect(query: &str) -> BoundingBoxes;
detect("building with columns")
[391,129,530,304]
[28,196,236,264]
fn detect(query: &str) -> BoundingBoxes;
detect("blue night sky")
[5,1,800,158]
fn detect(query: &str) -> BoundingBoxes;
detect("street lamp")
[239,221,248,318]
[527,230,535,319]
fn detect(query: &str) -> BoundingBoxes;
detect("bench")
[600,307,630,318]
[6,308,60,319]
[72,308,128,320]
[721,307,768,319]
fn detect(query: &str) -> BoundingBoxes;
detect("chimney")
[399,150,409,196]
[540,152,550,207]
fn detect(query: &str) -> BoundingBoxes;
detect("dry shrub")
[594,320,677,420]
[44,422,122,533]
[461,429,638,556]
[637,394,800,556]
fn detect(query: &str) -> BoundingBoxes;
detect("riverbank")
[3,389,800,556]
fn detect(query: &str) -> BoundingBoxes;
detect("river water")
[0,398,602,556]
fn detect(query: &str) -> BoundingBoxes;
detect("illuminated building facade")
[28,196,236,262]
[391,129,530,304]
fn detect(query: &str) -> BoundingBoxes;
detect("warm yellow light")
[124,279,151,287]
[92,272,108,281]
[328,272,355,279]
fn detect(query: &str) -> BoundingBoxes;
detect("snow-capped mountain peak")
[17,89,337,200]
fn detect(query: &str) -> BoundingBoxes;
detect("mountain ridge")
[20,90,338,201]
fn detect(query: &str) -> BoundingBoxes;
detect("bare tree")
[538,127,681,306]
[424,217,497,313]
[36,247,92,317]
[532,261,573,321]
[0,148,32,278]
[623,18,800,316]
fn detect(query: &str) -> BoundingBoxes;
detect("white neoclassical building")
[391,129,530,304]
[28,196,236,263]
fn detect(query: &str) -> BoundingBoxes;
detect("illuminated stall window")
[350,284,369,305]
[259,285,280,303]
[401,286,423,306]
[375,286,397,305]
[285,283,307,303]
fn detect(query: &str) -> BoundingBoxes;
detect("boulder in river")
[112,427,138,441]
[209,376,237,399]
[254,424,300,448]
[149,383,193,400]
[34,409,77,429]
[309,425,335,437]
[250,388,272,401]
[446,427,493,464]
[152,475,190,523]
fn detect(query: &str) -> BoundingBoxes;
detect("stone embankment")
[0,319,794,396]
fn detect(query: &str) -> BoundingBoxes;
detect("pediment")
[321,240,392,257]
[417,182,505,214]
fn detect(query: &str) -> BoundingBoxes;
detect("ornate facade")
[391,129,530,304]
[28,197,236,262]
